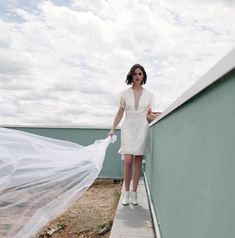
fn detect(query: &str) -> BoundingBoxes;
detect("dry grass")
[34,180,122,238]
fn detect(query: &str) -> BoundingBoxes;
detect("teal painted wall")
[145,70,235,238]
[8,127,123,178]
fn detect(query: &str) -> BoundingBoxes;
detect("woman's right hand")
[108,130,115,137]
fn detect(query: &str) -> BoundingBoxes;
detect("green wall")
[146,69,235,238]
[7,127,123,179]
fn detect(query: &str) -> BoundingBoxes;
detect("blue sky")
[0,0,234,127]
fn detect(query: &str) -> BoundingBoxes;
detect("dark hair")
[125,64,147,85]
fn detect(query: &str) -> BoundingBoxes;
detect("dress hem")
[118,148,146,156]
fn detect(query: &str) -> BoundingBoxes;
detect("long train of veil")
[0,127,116,238]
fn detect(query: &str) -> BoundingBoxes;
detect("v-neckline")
[131,87,144,111]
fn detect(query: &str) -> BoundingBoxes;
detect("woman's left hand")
[146,110,161,123]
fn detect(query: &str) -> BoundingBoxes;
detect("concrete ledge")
[110,178,155,238]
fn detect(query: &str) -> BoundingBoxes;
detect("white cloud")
[0,0,234,126]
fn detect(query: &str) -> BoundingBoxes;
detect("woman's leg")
[132,155,143,192]
[124,154,133,191]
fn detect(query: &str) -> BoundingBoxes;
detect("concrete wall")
[145,49,235,238]
[5,126,123,179]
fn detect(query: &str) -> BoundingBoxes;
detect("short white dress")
[118,87,155,159]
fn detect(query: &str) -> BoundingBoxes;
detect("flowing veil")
[0,127,116,238]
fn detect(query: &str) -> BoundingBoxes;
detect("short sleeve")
[119,92,126,109]
[148,94,156,112]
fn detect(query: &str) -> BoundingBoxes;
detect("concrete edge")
[110,177,155,238]
[143,171,161,238]
[0,125,121,130]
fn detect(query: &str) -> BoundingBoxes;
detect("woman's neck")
[132,84,143,91]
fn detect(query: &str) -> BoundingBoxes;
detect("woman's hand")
[146,112,156,123]
[146,110,162,123]
[108,130,115,137]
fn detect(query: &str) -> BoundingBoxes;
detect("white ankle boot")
[122,191,130,206]
[131,191,138,205]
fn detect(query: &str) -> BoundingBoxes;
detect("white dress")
[118,87,155,158]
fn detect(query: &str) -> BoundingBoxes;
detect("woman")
[108,64,158,206]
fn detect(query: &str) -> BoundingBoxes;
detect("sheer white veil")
[0,127,116,238]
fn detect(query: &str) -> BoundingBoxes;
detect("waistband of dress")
[125,112,146,119]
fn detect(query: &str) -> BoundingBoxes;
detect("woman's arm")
[108,106,125,136]
[146,108,161,124]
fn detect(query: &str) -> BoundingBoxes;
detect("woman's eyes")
[133,73,143,76]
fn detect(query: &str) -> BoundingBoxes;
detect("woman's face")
[132,68,144,85]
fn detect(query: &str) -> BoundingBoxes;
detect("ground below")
[34,180,122,238]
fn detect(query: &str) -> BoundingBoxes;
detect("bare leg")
[132,155,143,192]
[124,154,133,191]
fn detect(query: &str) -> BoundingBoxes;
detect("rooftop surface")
[110,178,155,238]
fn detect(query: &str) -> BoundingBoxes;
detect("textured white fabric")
[0,127,116,238]
[118,87,154,157]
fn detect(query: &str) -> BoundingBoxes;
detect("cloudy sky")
[0,0,234,127]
